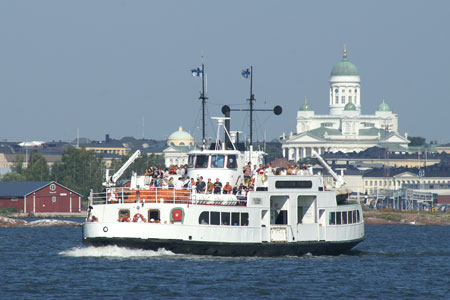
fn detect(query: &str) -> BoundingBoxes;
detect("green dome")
[299,96,313,111]
[331,47,359,77]
[299,103,313,111]
[168,126,193,139]
[344,102,356,111]
[377,100,391,112]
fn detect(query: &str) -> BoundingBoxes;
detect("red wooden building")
[0,181,82,213]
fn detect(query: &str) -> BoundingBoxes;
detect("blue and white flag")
[191,67,203,77]
[241,68,251,79]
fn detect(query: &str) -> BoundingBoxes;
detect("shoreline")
[1,211,87,219]
[363,209,450,226]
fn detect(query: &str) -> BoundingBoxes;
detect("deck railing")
[90,187,247,206]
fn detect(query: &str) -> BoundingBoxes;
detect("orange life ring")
[133,213,146,222]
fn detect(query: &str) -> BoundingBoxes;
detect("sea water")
[0,221,449,299]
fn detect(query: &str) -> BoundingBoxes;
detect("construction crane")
[311,149,345,189]
[103,150,141,187]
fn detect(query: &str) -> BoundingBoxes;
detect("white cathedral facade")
[281,47,409,161]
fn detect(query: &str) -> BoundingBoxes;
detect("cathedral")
[281,46,409,161]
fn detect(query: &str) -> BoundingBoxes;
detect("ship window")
[195,155,209,168]
[199,211,209,224]
[227,155,237,169]
[118,209,130,222]
[211,211,220,225]
[329,212,336,225]
[275,210,288,225]
[342,211,348,224]
[356,210,360,222]
[211,155,225,168]
[241,213,249,226]
[275,181,312,189]
[221,212,230,226]
[336,212,341,225]
[352,210,357,223]
[188,155,194,168]
[148,209,160,222]
[231,212,240,226]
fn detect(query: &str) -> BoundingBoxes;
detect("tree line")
[0,147,164,206]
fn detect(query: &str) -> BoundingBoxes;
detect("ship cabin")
[186,149,247,187]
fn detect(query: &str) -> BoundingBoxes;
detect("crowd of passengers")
[140,162,313,197]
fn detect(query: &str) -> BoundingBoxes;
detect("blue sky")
[0,1,449,144]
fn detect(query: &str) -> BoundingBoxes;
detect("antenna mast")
[248,66,255,147]
[199,63,208,148]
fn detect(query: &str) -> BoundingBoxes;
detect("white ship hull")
[82,172,365,256]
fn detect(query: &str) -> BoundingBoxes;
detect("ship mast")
[200,63,207,148]
[222,66,282,163]
[192,62,208,149]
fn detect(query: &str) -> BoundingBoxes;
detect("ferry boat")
[82,138,365,256]
[82,65,365,256]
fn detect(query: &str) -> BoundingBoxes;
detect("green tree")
[1,172,26,181]
[24,152,50,181]
[51,147,104,203]
[408,136,426,147]
[11,155,25,175]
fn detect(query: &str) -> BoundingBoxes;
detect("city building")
[164,126,197,167]
[83,135,129,156]
[281,46,409,161]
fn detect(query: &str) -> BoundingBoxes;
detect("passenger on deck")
[237,184,246,199]
[183,176,190,188]
[287,166,294,175]
[175,177,184,189]
[145,168,153,177]
[280,167,287,176]
[213,178,222,194]
[252,165,258,177]
[256,164,265,175]
[207,178,214,194]
[168,177,174,188]
[243,162,251,185]
[196,177,206,193]
[265,163,273,175]
[223,182,233,194]
[189,178,195,189]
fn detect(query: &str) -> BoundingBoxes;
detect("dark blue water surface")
[0,221,449,300]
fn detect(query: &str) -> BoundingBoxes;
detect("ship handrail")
[91,187,247,206]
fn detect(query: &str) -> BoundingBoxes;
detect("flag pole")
[249,66,255,164]
[200,63,207,148]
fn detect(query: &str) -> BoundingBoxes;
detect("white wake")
[59,245,176,258]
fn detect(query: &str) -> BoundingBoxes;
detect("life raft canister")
[133,213,146,222]
[170,207,184,223]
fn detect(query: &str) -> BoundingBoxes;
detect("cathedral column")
[295,147,300,162]
[302,147,306,158]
